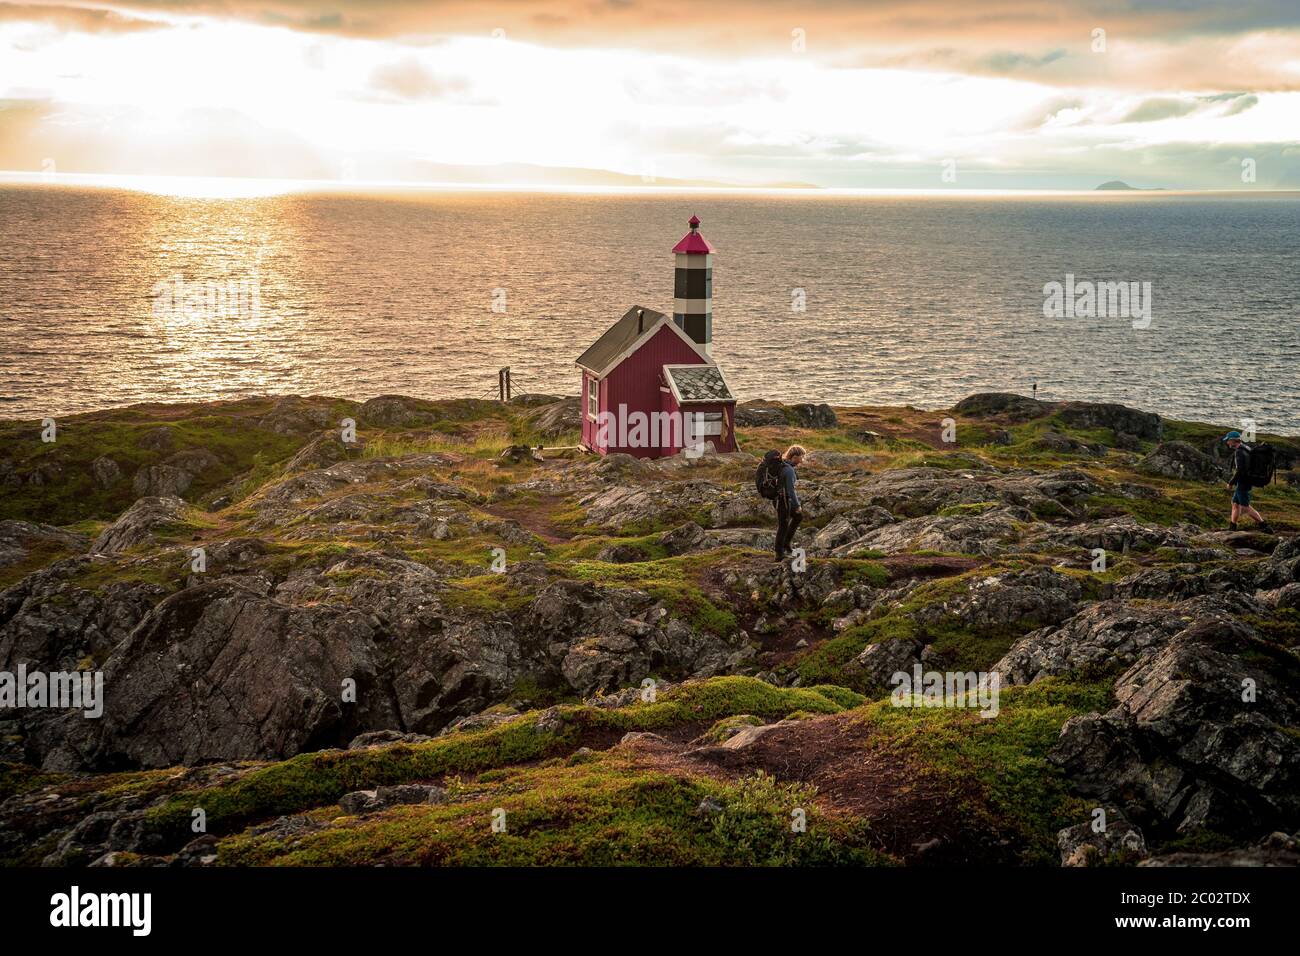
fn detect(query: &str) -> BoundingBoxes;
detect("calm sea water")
[1,185,1297,432]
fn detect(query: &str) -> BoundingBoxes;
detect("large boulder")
[39,563,530,769]
[733,404,788,427]
[848,637,923,688]
[1057,401,1162,441]
[131,464,193,498]
[1051,617,1300,837]
[1256,535,1300,589]
[912,567,1083,636]
[257,396,334,436]
[810,507,895,552]
[852,467,1097,520]
[90,456,123,490]
[130,448,221,498]
[659,521,709,556]
[1138,441,1224,482]
[1057,810,1147,866]
[993,595,1262,686]
[1024,515,1198,555]
[527,579,749,697]
[1106,564,1253,602]
[832,507,1027,557]
[136,427,176,452]
[580,479,743,530]
[283,431,357,472]
[0,521,88,572]
[359,395,424,426]
[0,557,167,674]
[789,403,838,428]
[953,392,1051,422]
[521,398,581,441]
[90,496,189,554]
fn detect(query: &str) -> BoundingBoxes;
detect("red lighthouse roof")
[671,214,713,254]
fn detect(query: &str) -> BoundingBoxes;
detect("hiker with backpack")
[756,444,806,561]
[1223,430,1276,533]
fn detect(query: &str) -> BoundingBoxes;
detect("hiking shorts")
[1232,485,1252,506]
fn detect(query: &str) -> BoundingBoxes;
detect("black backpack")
[1245,443,1277,486]
[755,450,785,500]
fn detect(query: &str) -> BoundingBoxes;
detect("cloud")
[1122,97,1200,123]
[2,2,1296,189]
[15,1,1300,92]
[1121,92,1262,123]
[367,57,469,101]
[978,48,1067,73]
[0,2,165,34]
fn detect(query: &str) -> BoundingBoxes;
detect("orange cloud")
[16,0,1294,90]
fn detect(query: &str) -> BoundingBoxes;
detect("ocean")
[1,184,1297,432]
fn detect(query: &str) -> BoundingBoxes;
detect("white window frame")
[587,376,599,420]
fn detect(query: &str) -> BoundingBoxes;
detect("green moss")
[0,407,306,525]
[703,714,766,743]
[441,574,536,616]
[937,501,999,518]
[0,536,81,591]
[856,677,1112,864]
[0,762,68,802]
[1243,608,1300,648]
[61,554,187,596]
[550,531,670,563]
[218,758,891,867]
[796,569,1041,689]
[1152,829,1240,855]
[830,558,890,588]
[560,550,747,637]
[140,676,860,848]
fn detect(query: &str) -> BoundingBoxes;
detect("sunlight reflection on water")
[1,185,1297,433]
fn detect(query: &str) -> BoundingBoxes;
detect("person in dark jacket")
[1223,431,1274,532]
[774,444,806,561]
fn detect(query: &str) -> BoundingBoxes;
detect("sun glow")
[0,171,311,198]
[1,7,1297,190]
[112,175,305,199]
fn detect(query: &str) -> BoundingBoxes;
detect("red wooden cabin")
[576,217,737,459]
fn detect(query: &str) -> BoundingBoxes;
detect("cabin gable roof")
[576,306,709,380]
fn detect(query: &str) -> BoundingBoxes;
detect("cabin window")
[686,411,723,438]
[697,411,723,436]
[587,377,598,419]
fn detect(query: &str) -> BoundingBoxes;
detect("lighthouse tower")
[671,215,714,355]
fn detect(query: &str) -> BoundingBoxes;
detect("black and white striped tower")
[671,214,714,354]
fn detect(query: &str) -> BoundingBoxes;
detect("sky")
[1,0,1299,190]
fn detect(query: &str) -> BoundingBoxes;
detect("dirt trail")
[480,496,575,544]
[618,711,1001,864]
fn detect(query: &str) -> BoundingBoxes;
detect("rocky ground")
[1,391,1298,867]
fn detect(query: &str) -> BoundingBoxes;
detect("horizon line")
[2,170,1295,200]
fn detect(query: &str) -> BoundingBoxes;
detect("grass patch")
[217,758,890,867]
[560,550,747,637]
[855,677,1112,864]
[795,568,1052,689]
[140,676,861,849]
